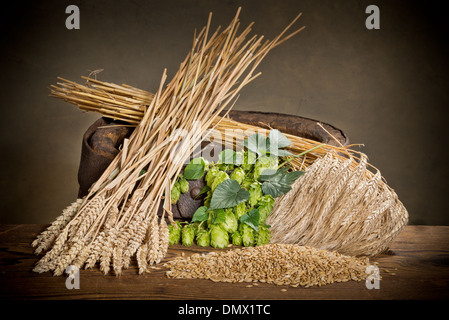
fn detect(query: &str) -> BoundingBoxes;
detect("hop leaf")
[243,133,269,156]
[191,206,209,222]
[268,129,291,149]
[239,208,260,232]
[183,157,207,180]
[209,179,250,210]
[183,164,205,180]
[259,167,304,198]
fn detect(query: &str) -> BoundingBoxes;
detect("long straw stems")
[36,8,306,276]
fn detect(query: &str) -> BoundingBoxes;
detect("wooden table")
[0,224,448,301]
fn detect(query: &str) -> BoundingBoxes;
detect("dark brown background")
[1,0,448,225]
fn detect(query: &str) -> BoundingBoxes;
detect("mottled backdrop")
[1,0,448,224]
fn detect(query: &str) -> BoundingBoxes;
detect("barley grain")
[164,244,370,287]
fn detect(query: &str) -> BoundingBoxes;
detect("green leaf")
[239,208,260,231]
[259,167,305,198]
[191,206,209,222]
[268,129,291,149]
[270,148,293,157]
[209,179,250,210]
[218,149,243,165]
[244,130,293,158]
[277,144,327,168]
[258,167,292,182]
[183,163,205,180]
[261,222,271,228]
[211,208,227,225]
[258,168,277,177]
[190,157,206,165]
[243,133,269,156]
[194,185,211,199]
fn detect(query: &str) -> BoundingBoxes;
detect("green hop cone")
[239,223,255,247]
[257,195,275,223]
[196,229,210,247]
[230,167,245,184]
[205,166,219,187]
[168,221,182,245]
[234,202,247,220]
[254,155,278,180]
[204,191,212,208]
[190,222,201,236]
[218,163,234,171]
[210,171,230,192]
[206,209,214,228]
[181,224,195,246]
[241,150,257,173]
[219,208,238,234]
[171,181,181,204]
[231,231,243,246]
[256,225,271,246]
[210,225,229,249]
[179,177,189,194]
[241,177,254,190]
[248,182,263,207]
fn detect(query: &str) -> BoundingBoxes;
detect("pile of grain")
[164,244,371,287]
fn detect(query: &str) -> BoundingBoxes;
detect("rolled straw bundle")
[33,8,305,275]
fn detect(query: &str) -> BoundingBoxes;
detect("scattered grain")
[164,244,370,288]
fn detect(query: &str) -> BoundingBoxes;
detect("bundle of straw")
[33,8,305,275]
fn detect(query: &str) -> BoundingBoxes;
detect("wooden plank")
[0,224,448,300]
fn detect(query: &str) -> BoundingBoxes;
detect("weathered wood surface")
[0,224,448,300]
